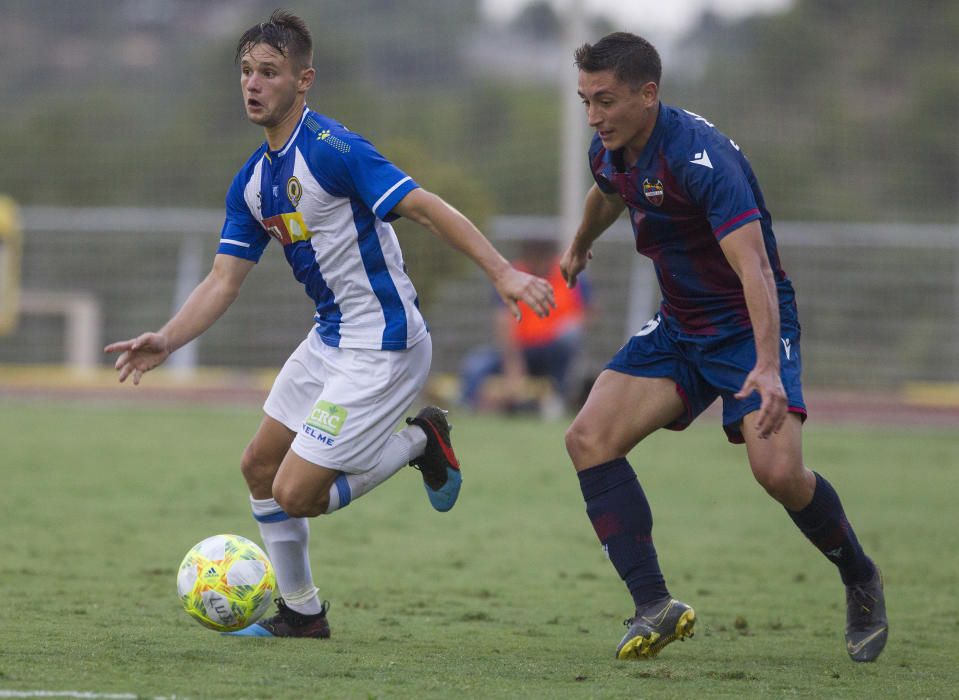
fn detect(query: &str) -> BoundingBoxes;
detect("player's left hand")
[735,366,787,439]
[493,266,555,320]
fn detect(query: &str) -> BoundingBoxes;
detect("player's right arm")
[392,188,555,320]
[105,254,254,384]
[561,184,625,288]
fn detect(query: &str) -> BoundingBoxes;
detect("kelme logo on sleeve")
[306,400,348,436]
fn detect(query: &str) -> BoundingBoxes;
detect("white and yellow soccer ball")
[176,534,276,632]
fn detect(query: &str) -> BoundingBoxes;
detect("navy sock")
[786,472,875,585]
[577,457,669,609]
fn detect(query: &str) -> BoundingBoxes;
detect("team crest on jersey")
[287,176,303,207]
[642,178,664,207]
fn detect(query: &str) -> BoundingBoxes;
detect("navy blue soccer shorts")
[606,313,807,444]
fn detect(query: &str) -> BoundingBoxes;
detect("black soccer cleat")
[845,567,888,662]
[406,406,462,512]
[616,596,696,660]
[225,598,331,638]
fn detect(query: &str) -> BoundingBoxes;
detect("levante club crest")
[642,178,664,207]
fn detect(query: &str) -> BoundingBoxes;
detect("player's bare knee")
[239,443,257,480]
[565,420,605,467]
[755,466,805,505]
[240,443,278,492]
[564,421,585,460]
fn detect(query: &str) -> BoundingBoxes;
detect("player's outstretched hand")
[735,366,787,439]
[493,266,555,320]
[104,332,171,385]
[560,245,592,289]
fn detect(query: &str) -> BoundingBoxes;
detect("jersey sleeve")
[218,168,270,262]
[312,130,419,222]
[680,141,761,241]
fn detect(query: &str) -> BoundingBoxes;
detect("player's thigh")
[565,370,685,470]
[246,414,296,461]
[742,412,811,506]
[271,449,341,518]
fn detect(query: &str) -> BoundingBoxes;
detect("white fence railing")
[3,207,957,389]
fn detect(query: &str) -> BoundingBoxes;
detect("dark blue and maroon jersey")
[589,103,796,336]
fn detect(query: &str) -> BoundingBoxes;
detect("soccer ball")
[176,534,276,632]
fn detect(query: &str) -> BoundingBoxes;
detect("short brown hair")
[235,9,313,69]
[574,32,661,89]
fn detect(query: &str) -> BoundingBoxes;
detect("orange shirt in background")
[513,259,588,347]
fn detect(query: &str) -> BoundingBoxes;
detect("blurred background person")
[460,238,591,417]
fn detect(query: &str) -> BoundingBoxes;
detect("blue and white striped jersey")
[218,106,427,350]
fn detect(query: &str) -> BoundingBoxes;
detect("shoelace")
[849,585,875,610]
[846,586,878,629]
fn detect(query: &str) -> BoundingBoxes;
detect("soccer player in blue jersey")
[105,10,554,639]
[560,33,887,662]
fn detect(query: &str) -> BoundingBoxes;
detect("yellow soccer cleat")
[616,596,696,660]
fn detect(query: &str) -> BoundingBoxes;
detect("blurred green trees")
[0,0,955,223]
[673,0,958,222]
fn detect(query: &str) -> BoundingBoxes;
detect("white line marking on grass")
[0,692,184,699]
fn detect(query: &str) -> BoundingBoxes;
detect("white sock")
[249,496,324,616]
[325,425,426,514]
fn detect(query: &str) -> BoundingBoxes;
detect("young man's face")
[239,43,305,128]
[577,69,658,155]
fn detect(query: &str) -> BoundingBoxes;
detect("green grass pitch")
[1,397,956,699]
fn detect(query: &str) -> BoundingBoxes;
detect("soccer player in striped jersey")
[106,10,554,639]
[560,33,886,662]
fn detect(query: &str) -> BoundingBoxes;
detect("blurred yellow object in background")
[0,195,22,335]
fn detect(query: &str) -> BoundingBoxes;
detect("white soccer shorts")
[264,329,432,473]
